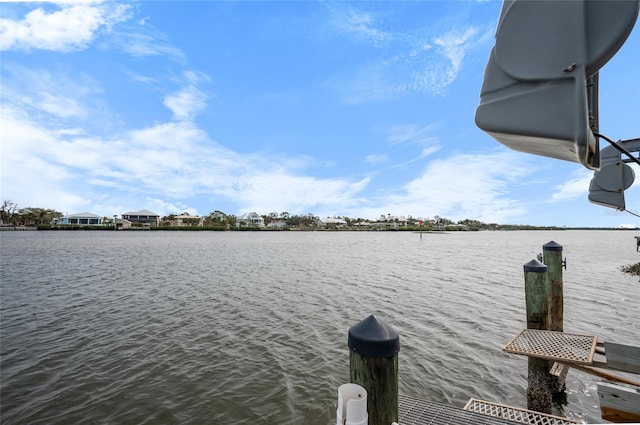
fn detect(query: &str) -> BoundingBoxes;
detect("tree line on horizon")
[1,199,565,231]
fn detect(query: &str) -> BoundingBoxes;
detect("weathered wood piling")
[348,315,399,425]
[543,241,569,395]
[543,241,564,333]
[524,241,569,413]
[523,259,553,413]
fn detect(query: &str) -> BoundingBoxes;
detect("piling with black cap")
[523,259,552,413]
[543,241,564,333]
[348,315,399,425]
[542,241,568,394]
[524,259,549,331]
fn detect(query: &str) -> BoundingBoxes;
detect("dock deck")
[500,328,640,422]
[398,396,578,425]
[399,395,519,425]
[503,329,598,365]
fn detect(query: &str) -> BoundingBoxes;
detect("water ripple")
[1,230,638,424]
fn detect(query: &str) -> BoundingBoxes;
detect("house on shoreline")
[237,212,264,228]
[57,212,104,226]
[52,210,160,228]
[115,218,132,230]
[167,213,203,227]
[317,217,348,229]
[266,220,288,230]
[122,210,160,227]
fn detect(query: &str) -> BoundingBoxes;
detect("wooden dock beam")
[348,315,399,425]
[598,382,640,423]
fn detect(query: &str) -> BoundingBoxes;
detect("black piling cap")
[348,315,399,358]
[543,241,563,251]
[524,259,547,273]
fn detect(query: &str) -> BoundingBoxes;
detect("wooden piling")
[348,315,399,425]
[542,241,568,394]
[523,259,552,414]
[524,259,549,331]
[543,241,563,333]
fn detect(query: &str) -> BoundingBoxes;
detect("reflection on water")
[1,230,638,424]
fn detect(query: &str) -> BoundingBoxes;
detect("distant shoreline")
[5,225,638,232]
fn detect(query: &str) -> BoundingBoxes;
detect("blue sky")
[1,1,638,227]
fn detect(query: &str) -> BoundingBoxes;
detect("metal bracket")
[536,253,567,270]
[596,135,640,166]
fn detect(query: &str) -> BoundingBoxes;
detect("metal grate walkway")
[503,329,597,365]
[399,395,521,425]
[464,398,579,425]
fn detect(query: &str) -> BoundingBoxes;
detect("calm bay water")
[1,230,638,424]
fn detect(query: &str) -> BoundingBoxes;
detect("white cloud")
[339,25,490,103]
[550,171,592,201]
[162,71,212,121]
[387,123,440,146]
[361,151,531,222]
[0,2,131,52]
[420,146,442,157]
[0,109,91,211]
[0,102,372,218]
[333,8,389,45]
[229,172,371,217]
[1,65,100,120]
[365,154,388,165]
[164,86,209,121]
[380,123,441,169]
[109,26,185,61]
[431,27,479,89]
[389,146,442,170]
[145,198,198,217]
[120,68,158,85]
